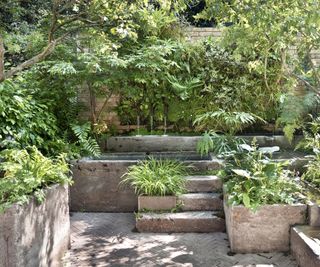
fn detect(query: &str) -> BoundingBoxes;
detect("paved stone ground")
[68,213,298,267]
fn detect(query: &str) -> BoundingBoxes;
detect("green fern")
[197,131,246,156]
[277,92,318,142]
[71,123,101,157]
[194,109,265,135]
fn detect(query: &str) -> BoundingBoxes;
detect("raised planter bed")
[224,196,307,253]
[138,196,177,211]
[0,184,70,267]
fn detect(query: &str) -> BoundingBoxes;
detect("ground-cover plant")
[0,147,72,212]
[222,143,305,210]
[121,158,188,196]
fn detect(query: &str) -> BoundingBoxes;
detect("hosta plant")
[121,158,188,196]
[223,144,305,210]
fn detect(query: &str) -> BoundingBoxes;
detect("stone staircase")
[136,175,226,233]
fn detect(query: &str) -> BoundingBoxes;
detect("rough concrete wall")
[291,226,320,267]
[0,184,70,267]
[224,197,307,253]
[70,160,138,212]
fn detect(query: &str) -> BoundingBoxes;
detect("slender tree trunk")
[0,36,5,82]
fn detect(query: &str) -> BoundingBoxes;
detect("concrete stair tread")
[291,225,320,267]
[184,175,222,193]
[136,211,226,233]
[179,192,221,199]
[139,211,222,219]
[185,175,220,181]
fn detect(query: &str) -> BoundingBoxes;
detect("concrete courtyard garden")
[1,1,320,267]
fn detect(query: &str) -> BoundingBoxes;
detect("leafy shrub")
[222,144,305,210]
[0,147,72,212]
[121,158,188,196]
[0,80,59,152]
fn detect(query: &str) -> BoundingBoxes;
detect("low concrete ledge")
[291,225,320,267]
[106,135,302,152]
[0,184,70,267]
[224,198,307,253]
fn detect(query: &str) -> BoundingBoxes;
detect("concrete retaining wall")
[224,197,307,253]
[70,157,222,212]
[0,184,70,267]
[70,160,138,212]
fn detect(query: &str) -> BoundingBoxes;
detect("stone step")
[291,225,320,267]
[178,193,223,211]
[136,211,225,233]
[185,175,222,193]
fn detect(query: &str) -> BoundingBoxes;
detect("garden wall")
[0,184,70,267]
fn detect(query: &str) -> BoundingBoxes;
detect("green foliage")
[222,143,305,210]
[121,158,188,196]
[114,38,277,133]
[277,93,319,141]
[71,123,101,157]
[297,116,320,189]
[197,131,246,156]
[0,79,59,152]
[302,154,320,189]
[194,109,265,135]
[0,147,71,212]
[199,0,320,137]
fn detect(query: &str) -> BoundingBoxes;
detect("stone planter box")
[0,184,70,267]
[138,196,177,211]
[224,196,307,253]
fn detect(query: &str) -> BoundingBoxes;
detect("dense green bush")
[0,147,71,212]
[113,39,279,133]
[0,80,59,151]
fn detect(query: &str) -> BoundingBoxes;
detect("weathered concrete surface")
[68,212,298,267]
[0,184,70,267]
[138,196,177,211]
[70,160,138,212]
[185,175,222,193]
[224,199,307,253]
[179,193,223,211]
[70,159,223,212]
[308,204,320,227]
[106,135,302,152]
[136,211,226,233]
[291,225,320,267]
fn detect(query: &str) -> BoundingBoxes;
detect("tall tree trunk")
[0,36,5,82]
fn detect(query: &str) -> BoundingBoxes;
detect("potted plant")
[222,144,308,253]
[121,158,188,211]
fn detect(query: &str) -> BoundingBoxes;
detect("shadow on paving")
[69,213,297,267]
